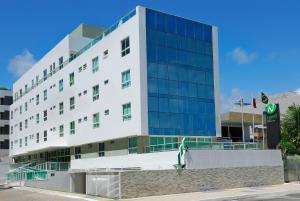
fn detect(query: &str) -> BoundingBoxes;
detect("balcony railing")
[13,8,137,103]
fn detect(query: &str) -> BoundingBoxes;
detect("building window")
[121,70,131,89]
[59,79,63,92]
[70,121,75,135]
[11,111,13,120]
[44,110,47,121]
[128,137,137,154]
[43,69,47,81]
[122,102,132,121]
[74,147,81,159]
[19,138,22,148]
[103,50,108,59]
[43,90,47,101]
[92,85,99,101]
[93,113,100,128]
[36,113,39,124]
[25,102,28,111]
[104,80,109,85]
[59,125,64,137]
[36,133,39,143]
[25,119,28,129]
[121,37,130,57]
[92,56,99,73]
[19,122,22,131]
[99,143,105,157]
[36,94,39,105]
[59,56,63,69]
[44,130,47,141]
[25,137,28,146]
[59,102,64,115]
[69,72,75,86]
[10,141,13,149]
[70,97,75,110]
[19,105,22,114]
[104,109,109,116]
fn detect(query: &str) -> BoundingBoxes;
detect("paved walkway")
[2,182,300,201]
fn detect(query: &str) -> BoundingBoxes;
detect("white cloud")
[229,47,257,64]
[7,50,36,77]
[221,88,243,112]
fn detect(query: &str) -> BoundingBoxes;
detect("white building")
[10,6,220,163]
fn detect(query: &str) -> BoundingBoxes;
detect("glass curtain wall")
[146,9,216,136]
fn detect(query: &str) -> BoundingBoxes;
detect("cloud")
[7,50,36,77]
[221,88,243,112]
[229,47,257,64]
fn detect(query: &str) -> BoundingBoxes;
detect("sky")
[0,0,299,111]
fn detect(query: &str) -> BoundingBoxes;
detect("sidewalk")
[13,182,300,201]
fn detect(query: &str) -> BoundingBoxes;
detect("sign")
[265,103,281,149]
[266,103,277,115]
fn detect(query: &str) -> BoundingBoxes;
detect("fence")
[284,155,300,182]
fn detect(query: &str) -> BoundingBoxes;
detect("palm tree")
[281,104,300,155]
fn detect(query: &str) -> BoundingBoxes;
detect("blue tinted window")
[146,9,156,29]
[157,13,165,32]
[159,97,168,112]
[146,9,215,137]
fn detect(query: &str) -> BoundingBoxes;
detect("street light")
[235,97,251,142]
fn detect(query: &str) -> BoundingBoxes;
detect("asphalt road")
[233,192,300,201]
[0,188,87,201]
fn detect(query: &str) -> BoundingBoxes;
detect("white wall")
[70,150,283,171]
[10,7,145,157]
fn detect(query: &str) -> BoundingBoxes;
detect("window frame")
[121,37,130,57]
[93,113,100,128]
[122,102,132,121]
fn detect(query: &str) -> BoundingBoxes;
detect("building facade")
[10,6,220,163]
[0,88,12,158]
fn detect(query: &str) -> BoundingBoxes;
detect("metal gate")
[86,172,120,198]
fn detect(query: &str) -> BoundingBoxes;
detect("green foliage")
[281,104,300,156]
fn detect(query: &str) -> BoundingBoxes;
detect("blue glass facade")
[146,9,216,136]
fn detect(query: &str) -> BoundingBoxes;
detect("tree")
[281,104,300,156]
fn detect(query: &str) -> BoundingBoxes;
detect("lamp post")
[235,97,251,143]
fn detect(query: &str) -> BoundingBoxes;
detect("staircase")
[6,162,69,182]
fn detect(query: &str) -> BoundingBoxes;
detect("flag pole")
[252,94,255,143]
[241,96,245,143]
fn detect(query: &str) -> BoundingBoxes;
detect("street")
[2,183,300,201]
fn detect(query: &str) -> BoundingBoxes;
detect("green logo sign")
[266,103,277,115]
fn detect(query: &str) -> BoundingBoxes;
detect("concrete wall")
[71,150,283,171]
[185,150,283,169]
[25,171,70,192]
[120,166,284,198]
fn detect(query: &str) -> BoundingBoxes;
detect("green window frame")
[25,102,28,111]
[69,72,75,86]
[59,79,64,92]
[122,102,132,121]
[92,85,99,101]
[59,125,64,137]
[36,113,39,124]
[70,97,75,110]
[121,70,131,89]
[43,89,47,101]
[36,94,39,105]
[19,122,22,131]
[36,133,39,143]
[59,102,64,115]
[70,121,75,135]
[93,113,100,128]
[99,143,105,157]
[43,110,47,121]
[44,130,47,141]
[75,146,81,159]
[92,56,99,73]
